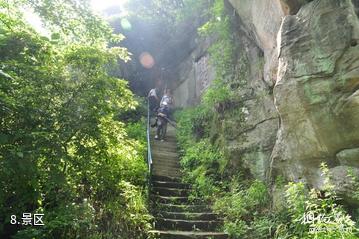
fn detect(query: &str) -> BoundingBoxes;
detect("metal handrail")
[146,100,153,178]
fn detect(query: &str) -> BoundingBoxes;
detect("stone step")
[151,145,178,150]
[152,157,180,165]
[152,165,181,172]
[152,163,181,170]
[152,168,182,177]
[155,218,222,231]
[152,187,190,197]
[152,148,178,153]
[152,151,179,159]
[153,164,181,176]
[152,181,191,189]
[152,142,178,149]
[151,142,177,147]
[152,156,179,161]
[153,195,190,204]
[150,126,227,237]
[152,164,181,172]
[152,159,180,165]
[152,173,182,180]
[151,135,177,141]
[153,157,178,162]
[152,153,179,159]
[152,159,180,167]
[158,133,176,139]
[152,165,181,171]
[152,175,181,182]
[152,151,179,157]
[149,230,228,239]
[151,140,177,145]
[156,204,210,213]
[157,212,218,221]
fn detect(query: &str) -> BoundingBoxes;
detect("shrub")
[276,163,359,239]
[0,5,152,238]
[213,180,271,238]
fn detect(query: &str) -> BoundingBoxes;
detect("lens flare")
[139,52,155,69]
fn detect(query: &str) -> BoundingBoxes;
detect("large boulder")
[271,0,359,193]
[228,0,285,87]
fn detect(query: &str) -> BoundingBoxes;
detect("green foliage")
[275,163,359,239]
[175,0,209,23]
[178,104,273,236]
[0,3,151,238]
[174,0,238,163]
[118,97,147,123]
[175,106,212,148]
[346,167,359,202]
[212,180,272,238]
[214,180,269,220]
[126,0,208,27]
[202,79,232,108]
[126,0,183,23]
[179,139,224,199]
[177,101,359,239]
[223,220,248,238]
[275,175,287,188]
[198,0,236,78]
[125,121,147,142]
[27,0,123,44]
[285,182,307,221]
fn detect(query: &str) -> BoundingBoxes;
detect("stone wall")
[172,54,216,107]
[171,38,216,107]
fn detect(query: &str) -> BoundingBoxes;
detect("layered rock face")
[272,0,359,198]
[168,0,359,202]
[228,0,359,200]
[170,1,281,181]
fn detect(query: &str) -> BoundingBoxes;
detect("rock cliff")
[272,0,359,202]
[162,0,359,203]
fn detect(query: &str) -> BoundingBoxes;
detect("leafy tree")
[0,1,151,238]
[125,0,209,28]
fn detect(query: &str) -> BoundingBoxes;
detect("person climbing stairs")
[149,124,228,239]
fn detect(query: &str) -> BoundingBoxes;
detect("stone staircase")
[149,124,227,239]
